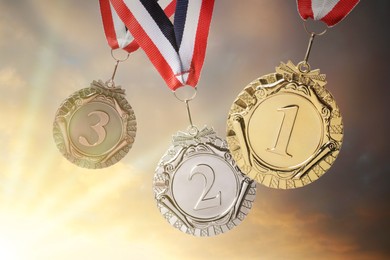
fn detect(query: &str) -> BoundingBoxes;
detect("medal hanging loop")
[303,33,315,65]
[299,32,315,73]
[299,20,328,73]
[100,0,177,88]
[185,100,199,136]
[173,86,198,102]
[173,86,198,133]
[185,100,193,127]
[110,60,120,82]
[296,0,360,72]
[106,59,120,88]
[303,20,328,36]
[111,48,131,62]
[106,50,130,88]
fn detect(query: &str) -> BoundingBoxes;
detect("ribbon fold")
[297,0,359,27]
[104,0,215,90]
[100,0,177,53]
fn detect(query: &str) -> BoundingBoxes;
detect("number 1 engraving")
[267,105,299,157]
[189,164,221,211]
[79,111,110,147]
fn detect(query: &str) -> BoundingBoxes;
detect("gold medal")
[226,61,343,189]
[53,80,136,169]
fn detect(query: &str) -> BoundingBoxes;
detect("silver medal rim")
[153,128,256,237]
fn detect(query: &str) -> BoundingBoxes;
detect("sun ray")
[0,1,385,259]
[3,38,56,208]
[26,163,140,241]
[17,143,58,205]
[30,161,85,217]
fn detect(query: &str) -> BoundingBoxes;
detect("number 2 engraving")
[79,111,110,147]
[267,105,299,157]
[189,164,221,211]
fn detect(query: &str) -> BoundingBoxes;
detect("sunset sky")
[0,0,389,259]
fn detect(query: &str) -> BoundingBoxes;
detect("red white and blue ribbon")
[99,0,177,53]
[107,0,215,90]
[297,0,359,27]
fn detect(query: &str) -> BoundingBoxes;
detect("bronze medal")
[53,80,136,169]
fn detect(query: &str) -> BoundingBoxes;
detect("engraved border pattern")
[226,61,343,189]
[153,128,256,236]
[53,80,137,169]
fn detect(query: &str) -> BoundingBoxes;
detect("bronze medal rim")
[53,81,137,169]
[226,61,343,189]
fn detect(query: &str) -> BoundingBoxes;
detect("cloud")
[0,67,26,90]
[0,0,389,259]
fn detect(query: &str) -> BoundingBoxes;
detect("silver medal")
[53,80,136,169]
[153,126,256,236]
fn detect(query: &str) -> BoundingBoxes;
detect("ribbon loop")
[107,0,215,90]
[297,0,360,27]
[99,0,177,53]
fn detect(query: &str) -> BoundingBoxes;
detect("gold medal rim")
[226,61,343,189]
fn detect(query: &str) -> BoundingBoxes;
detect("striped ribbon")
[99,0,177,53]
[107,0,215,90]
[297,0,359,27]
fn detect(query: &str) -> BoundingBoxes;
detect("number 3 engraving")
[189,164,221,211]
[79,111,110,147]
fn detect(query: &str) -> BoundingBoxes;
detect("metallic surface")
[153,126,256,236]
[53,80,136,169]
[227,61,343,189]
